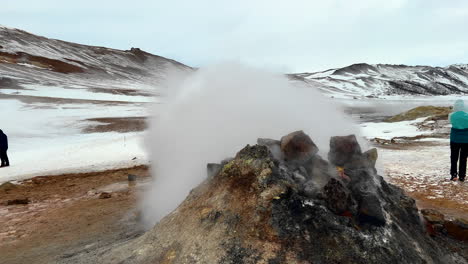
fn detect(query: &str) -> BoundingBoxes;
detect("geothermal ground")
[0,166,150,264]
[380,143,468,219]
[1,134,467,263]
[1,100,467,263]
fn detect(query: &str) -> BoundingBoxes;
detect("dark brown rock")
[128,174,137,182]
[328,135,362,166]
[323,178,355,215]
[357,193,385,226]
[7,198,30,205]
[99,192,112,199]
[444,218,468,241]
[280,130,318,162]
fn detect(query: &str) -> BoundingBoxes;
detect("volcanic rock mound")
[95,131,466,264]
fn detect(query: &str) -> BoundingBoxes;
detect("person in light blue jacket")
[449,99,468,181]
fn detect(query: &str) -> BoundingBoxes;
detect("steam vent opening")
[98,131,467,264]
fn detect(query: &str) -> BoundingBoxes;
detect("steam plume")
[142,63,362,226]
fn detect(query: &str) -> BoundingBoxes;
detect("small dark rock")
[7,198,30,205]
[99,192,112,199]
[444,218,468,241]
[357,193,386,226]
[128,174,137,182]
[322,178,355,215]
[302,180,319,197]
[207,163,223,178]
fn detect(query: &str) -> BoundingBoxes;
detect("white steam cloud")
[142,63,362,226]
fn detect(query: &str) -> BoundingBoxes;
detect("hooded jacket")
[0,130,7,150]
[450,100,468,143]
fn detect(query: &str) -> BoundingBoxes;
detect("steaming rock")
[257,138,280,147]
[207,158,234,179]
[322,178,355,216]
[328,134,362,167]
[207,163,223,178]
[257,138,283,160]
[75,132,466,263]
[280,130,318,163]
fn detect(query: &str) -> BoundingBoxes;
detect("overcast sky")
[2,0,468,72]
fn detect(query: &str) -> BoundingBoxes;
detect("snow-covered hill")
[292,63,468,98]
[0,25,191,101]
[0,26,191,182]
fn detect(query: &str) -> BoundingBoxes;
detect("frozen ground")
[353,99,468,218]
[379,143,468,218]
[0,95,149,184]
[360,117,430,140]
[1,84,155,103]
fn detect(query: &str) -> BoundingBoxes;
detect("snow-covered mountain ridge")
[2,25,468,98]
[0,25,191,100]
[292,63,468,97]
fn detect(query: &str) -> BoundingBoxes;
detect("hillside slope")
[0,25,191,99]
[293,63,468,97]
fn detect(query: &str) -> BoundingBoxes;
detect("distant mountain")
[0,25,191,99]
[2,26,468,99]
[291,63,468,97]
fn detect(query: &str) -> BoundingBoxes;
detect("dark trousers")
[0,149,8,166]
[450,142,468,179]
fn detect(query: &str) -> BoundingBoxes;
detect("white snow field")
[360,117,431,140]
[0,97,150,184]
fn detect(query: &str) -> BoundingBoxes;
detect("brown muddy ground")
[379,142,468,220]
[0,166,150,264]
[87,87,154,97]
[82,117,147,133]
[0,93,141,105]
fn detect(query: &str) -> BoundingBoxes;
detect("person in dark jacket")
[449,100,468,181]
[0,129,9,167]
